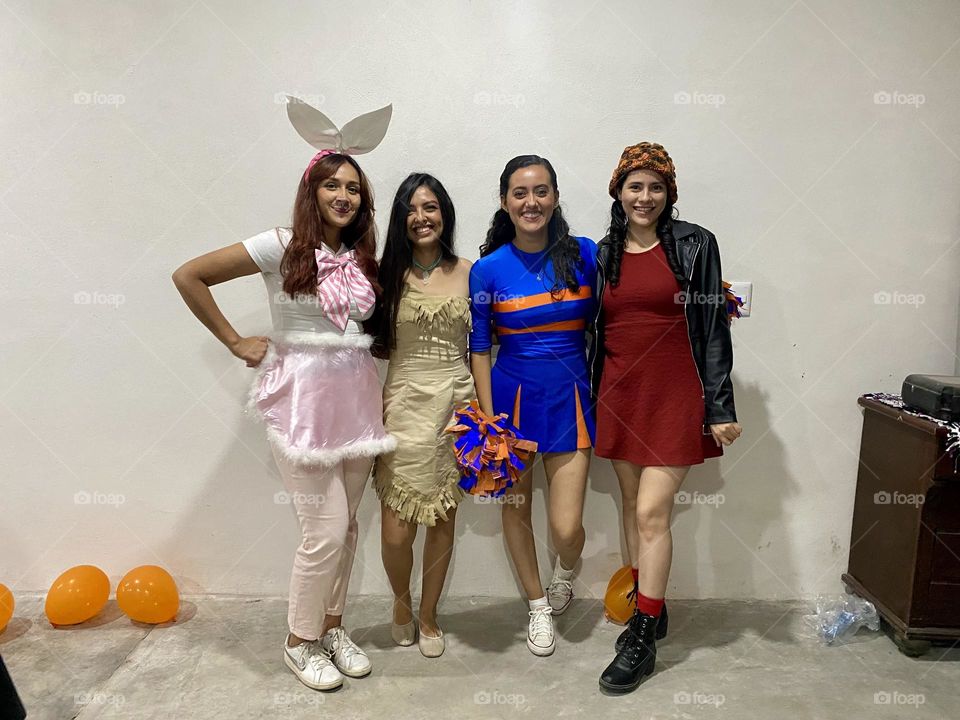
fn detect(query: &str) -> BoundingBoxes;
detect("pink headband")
[302,148,340,185]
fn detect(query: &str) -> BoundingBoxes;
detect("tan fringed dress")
[374,283,474,526]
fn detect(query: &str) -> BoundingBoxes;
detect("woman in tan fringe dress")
[370,173,473,658]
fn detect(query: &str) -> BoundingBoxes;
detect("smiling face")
[405,185,444,250]
[618,169,668,230]
[501,164,557,235]
[315,162,362,230]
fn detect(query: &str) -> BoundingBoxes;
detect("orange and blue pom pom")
[446,402,538,497]
[723,281,744,321]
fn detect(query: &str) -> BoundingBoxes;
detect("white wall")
[2,1,959,602]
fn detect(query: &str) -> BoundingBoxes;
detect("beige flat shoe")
[418,626,445,658]
[391,620,417,646]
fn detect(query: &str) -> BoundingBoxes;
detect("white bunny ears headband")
[285,95,393,184]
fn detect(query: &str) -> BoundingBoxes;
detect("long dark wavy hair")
[280,153,380,297]
[480,155,582,293]
[606,177,685,288]
[371,173,457,356]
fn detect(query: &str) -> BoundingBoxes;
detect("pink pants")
[272,446,373,640]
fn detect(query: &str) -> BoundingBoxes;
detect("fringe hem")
[265,427,398,468]
[373,470,465,527]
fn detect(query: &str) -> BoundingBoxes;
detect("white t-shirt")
[242,227,372,335]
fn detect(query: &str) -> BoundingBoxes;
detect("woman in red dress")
[590,143,742,694]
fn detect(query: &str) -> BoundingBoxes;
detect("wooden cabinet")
[841,397,960,656]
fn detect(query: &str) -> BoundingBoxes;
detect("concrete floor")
[1,595,956,719]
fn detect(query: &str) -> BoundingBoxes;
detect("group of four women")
[172,141,741,696]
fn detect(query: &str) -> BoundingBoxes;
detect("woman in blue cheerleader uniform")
[469,154,598,657]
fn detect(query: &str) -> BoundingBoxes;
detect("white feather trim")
[273,331,373,349]
[264,426,398,467]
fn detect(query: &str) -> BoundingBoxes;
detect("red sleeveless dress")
[595,243,722,466]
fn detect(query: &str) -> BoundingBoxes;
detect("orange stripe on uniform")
[512,385,522,428]
[492,286,592,313]
[496,319,585,336]
[574,385,591,449]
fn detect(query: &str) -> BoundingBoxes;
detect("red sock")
[634,590,664,617]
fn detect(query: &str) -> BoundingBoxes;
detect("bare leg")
[612,460,641,567]
[635,465,690,599]
[320,613,341,636]
[543,449,590,570]
[419,506,458,635]
[501,460,543,600]
[380,503,419,626]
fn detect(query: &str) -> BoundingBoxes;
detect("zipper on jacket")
[589,249,606,394]
[593,249,606,329]
[680,241,706,410]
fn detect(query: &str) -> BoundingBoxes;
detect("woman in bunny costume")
[173,98,395,692]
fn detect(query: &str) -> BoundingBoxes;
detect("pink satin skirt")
[249,332,396,467]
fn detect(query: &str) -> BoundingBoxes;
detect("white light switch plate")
[728,281,752,317]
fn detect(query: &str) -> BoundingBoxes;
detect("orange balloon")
[116,565,179,624]
[0,583,14,632]
[45,565,110,626]
[604,565,635,624]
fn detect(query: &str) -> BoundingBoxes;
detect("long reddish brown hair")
[280,153,380,297]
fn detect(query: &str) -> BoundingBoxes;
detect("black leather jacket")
[588,220,737,426]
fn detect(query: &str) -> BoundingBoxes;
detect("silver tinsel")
[862,392,960,456]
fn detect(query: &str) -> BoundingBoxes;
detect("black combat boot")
[599,609,657,694]
[615,601,667,652]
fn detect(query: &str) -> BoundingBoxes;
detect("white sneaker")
[320,626,372,678]
[547,578,573,615]
[283,639,343,691]
[527,605,555,656]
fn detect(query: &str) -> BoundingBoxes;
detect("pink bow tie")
[315,248,376,331]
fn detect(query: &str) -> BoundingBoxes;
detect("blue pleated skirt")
[491,352,595,454]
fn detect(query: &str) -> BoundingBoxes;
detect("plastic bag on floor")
[805,593,879,645]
